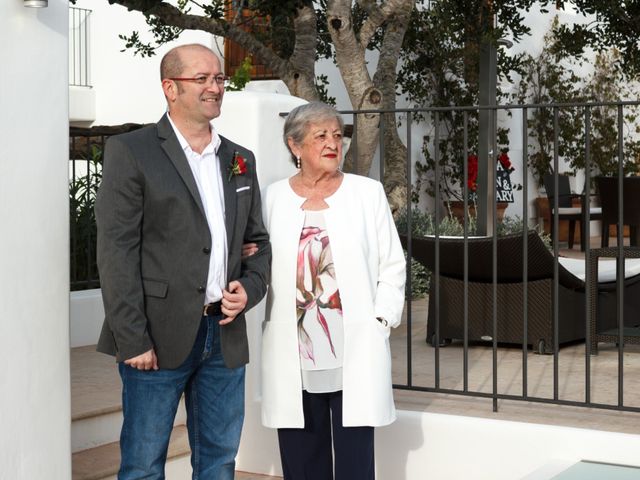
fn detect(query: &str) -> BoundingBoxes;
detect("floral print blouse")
[297,209,344,393]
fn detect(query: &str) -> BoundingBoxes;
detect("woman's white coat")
[261,173,406,428]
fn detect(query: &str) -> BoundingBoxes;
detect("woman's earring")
[296,156,301,169]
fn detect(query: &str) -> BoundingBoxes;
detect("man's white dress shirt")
[168,114,227,304]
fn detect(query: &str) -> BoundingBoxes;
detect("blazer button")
[203,247,211,254]
[197,286,205,293]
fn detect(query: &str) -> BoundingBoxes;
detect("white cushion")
[559,257,640,282]
[556,207,582,215]
[554,207,602,215]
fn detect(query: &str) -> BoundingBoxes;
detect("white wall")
[0,1,71,479]
[211,92,305,475]
[375,410,640,480]
[70,289,104,348]
[244,405,640,479]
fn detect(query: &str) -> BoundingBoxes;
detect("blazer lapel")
[218,138,237,248]
[157,114,207,218]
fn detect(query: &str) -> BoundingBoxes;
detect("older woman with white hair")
[260,102,406,479]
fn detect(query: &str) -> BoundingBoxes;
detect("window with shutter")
[224,2,278,80]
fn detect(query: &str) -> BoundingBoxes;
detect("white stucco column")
[213,91,306,476]
[0,1,71,478]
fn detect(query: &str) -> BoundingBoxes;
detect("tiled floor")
[391,297,640,431]
[390,238,640,434]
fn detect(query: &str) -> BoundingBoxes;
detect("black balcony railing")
[337,99,640,415]
[69,7,91,87]
[69,124,146,290]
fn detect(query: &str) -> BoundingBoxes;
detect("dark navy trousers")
[277,390,375,480]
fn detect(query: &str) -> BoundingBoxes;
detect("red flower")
[467,154,478,192]
[228,152,247,180]
[498,151,512,171]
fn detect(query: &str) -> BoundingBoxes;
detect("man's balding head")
[160,43,216,80]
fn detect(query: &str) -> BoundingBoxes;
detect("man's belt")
[203,301,222,316]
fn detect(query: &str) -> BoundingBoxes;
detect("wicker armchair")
[401,231,640,354]
[596,176,640,247]
[588,247,640,354]
[543,173,602,251]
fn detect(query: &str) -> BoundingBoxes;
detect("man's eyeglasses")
[168,74,229,86]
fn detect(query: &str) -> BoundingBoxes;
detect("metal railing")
[69,7,91,87]
[69,124,146,290]
[343,99,640,414]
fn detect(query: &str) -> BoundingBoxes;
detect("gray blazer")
[95,114,271,369]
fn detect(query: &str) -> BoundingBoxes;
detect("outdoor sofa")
[401,231,640,353]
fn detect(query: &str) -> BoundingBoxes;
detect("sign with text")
[496,166,514,203]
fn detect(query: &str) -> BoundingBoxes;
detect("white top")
[298,209,344,393]
[168,114,227,304]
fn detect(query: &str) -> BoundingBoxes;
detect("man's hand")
[220,280,248,326]
[124,349,159,370]
[241,242,258,259]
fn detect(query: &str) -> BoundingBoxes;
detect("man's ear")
[161,79,177,103]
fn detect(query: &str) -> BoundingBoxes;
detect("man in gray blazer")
[95,43,271,480]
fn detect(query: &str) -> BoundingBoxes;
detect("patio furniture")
[543,174,602,251]
[595,176,640,247]
[588,247,640,354]
[401,231,640,353]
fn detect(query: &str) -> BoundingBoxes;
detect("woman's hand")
[241,242,258,259]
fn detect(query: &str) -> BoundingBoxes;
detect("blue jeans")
[117,314,246,480]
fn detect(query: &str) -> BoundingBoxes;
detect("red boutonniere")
[228,151,247,181]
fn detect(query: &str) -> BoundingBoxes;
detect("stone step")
[72,425,191,480]
[236,473,283,479]
[70,345,281,479]
[71,345,186,452]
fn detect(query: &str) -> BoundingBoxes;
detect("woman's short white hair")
[283,102,344,166]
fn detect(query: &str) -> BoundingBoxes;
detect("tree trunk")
[278,4,320,101]
[327,0,381,176]
[382,114,408,216]
[376,0,413,215]
[327,0,414,214]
